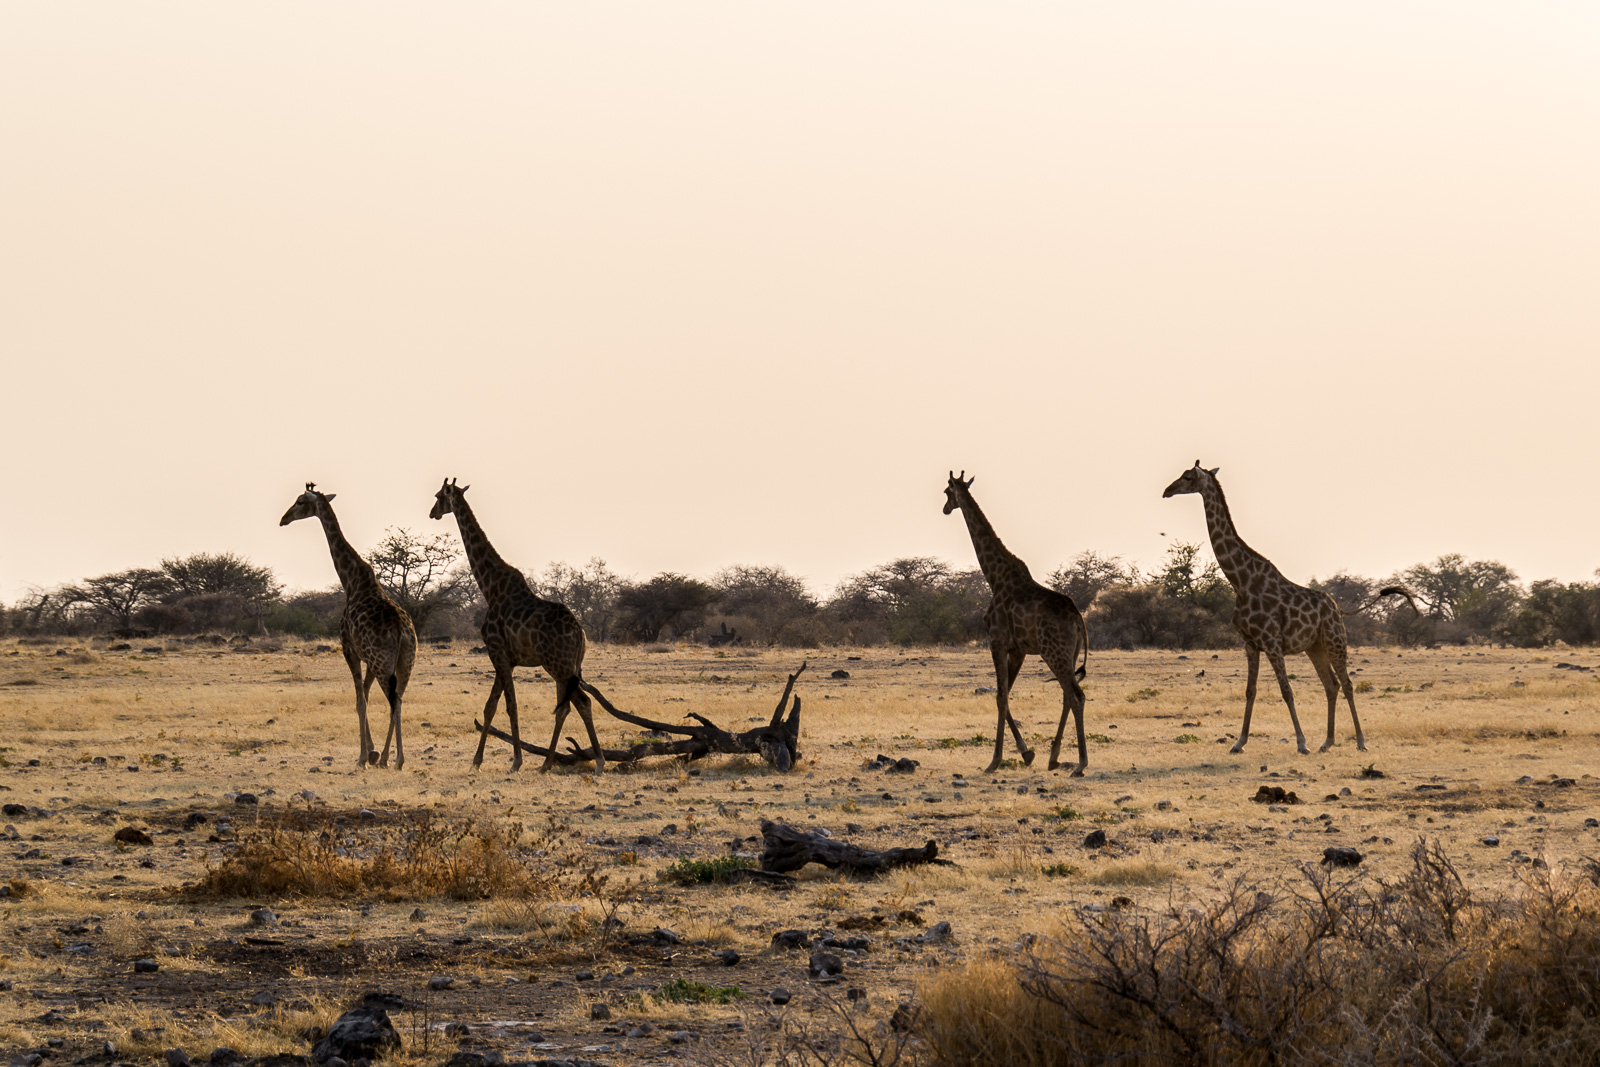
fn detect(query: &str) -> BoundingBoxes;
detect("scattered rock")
[590,1003,612,1021]
[1252,786,1301,805]
[167,1050,192,1067]
[1483,836,1501,847]
[918,921,953,944]
[310,1007,400,1065]
[1322,848,1364,867]
[771,930,811,950]
[667,1031,700,1045]
[134,958,160,973]
[829,669,850,680]
[808,951,844,978]
[714,949,741,966]
[770,987,792,1005]
[408,909,426,923]
[209,1049,240,1065]
[427,976,454,991]
[115,826,154,846]
[252,991,276,1007]
[1083,829,1107,848]
[234,793,259,806]
[1358,767,1386,779]
[250,908,278,927]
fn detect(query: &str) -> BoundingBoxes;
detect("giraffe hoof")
[1229,743,1246,755]
[1318,742,1333,754]
[1021,749,1036,766]
[1297,745,1311,756]
[1356,742,1368,752]
[1070,766,1086,778]
[1047,758,1060,772]
[982,761,1001,775]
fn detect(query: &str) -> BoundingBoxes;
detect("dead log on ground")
[475,661,806,772]
[759,819,954,874]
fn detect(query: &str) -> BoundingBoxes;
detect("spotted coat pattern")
[944,473,1090,775]
[1163,462,1365,755]
[430,479,600,772]
[280,485,416,769]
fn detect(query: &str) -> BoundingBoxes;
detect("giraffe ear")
[1207,467,1219,477]
[964,475,975,488]
[323,493,336,503]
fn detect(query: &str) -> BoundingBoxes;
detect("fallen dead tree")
[758,820,953,874]
[474,661,806,771]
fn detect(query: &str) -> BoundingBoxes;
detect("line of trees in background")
[6,533,1599,650]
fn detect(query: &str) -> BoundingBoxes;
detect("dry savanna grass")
[0,637,1598,1064]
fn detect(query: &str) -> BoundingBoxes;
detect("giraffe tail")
[1075,612,1089,681]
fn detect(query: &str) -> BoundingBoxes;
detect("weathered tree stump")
[759,820,952,874]
[475,662,806,772]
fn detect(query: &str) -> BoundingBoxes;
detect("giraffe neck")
[315,506,383,600]
[1196,479,1274,593]
[450,496,528,604]
[957,491,1031,588]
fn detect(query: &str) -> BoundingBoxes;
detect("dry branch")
[474,661,807,772]
[759,819,953,874]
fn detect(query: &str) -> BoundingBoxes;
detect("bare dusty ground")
[2,636,1598,1065]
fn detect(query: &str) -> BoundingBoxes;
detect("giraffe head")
[280,483,335,526]
[942,470,975,515]
[1162,460,1219,499]
[429,477,469,521]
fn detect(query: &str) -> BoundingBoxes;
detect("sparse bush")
[918,840,1600,1066]
[658,856,757,886]
[657,978,745,1004]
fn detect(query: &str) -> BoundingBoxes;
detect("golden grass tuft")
[191,812,593,902]
[1084,860,1177,887]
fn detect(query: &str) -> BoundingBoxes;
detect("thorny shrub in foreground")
[190,812,599,902]
[917,840,1600,1067]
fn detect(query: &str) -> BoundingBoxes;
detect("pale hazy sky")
[3,3,1598,602]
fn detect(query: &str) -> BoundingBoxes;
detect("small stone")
[359,809,376,821]
[715,949,741,966]
[441,1022,470,1038]
[575,969,594,981]
[115,827,154,846]
[234,793,258,805]
[1083,829,1107,848]
[252,991,275,1007]
[167,1049,192,1067]
[590,1003,612,1021]
[847,987,866,1001]
[809,951,844,978]
[208,1048,240,1065]
[921,920,953,943]
[1483,836,1501,847]
[134,958,159,973]
[1587,818,1599,829]
[770,987,792,1005]
[427,976,454,991]
[1322,847,1364,867]
[409,908,426,922]
[668,1031,699,1044]
[103,1042,117,1057]
[771,929,810,950]
[249,908,277,926]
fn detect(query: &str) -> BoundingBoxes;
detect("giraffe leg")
[342,642,369,769]
[1265,648,1308,755]
[377,671,404,770]
[540,680,572,774]
[1233,646,1261,754]
[573,684,605,774]
[1334,657,1367,752]
[1069,678,1088,777]
[472,674,506,769]
[357,665,379,767]
[1003,649,1034,766]
[1308,648,1340,753]
[984,645,1027,773]
[501,671,523,772]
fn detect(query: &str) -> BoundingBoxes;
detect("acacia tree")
[616,573,718,642]
[1048,551,1133,611]
[709,564,820,644]
[367,528,472,635]
[1394,554,1522,642]
[64,568,173,629]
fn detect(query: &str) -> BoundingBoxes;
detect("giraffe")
[280,484,416,770]
[943,472,1091,775]
[1162,461,1417,755]
[429,478,602,772]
